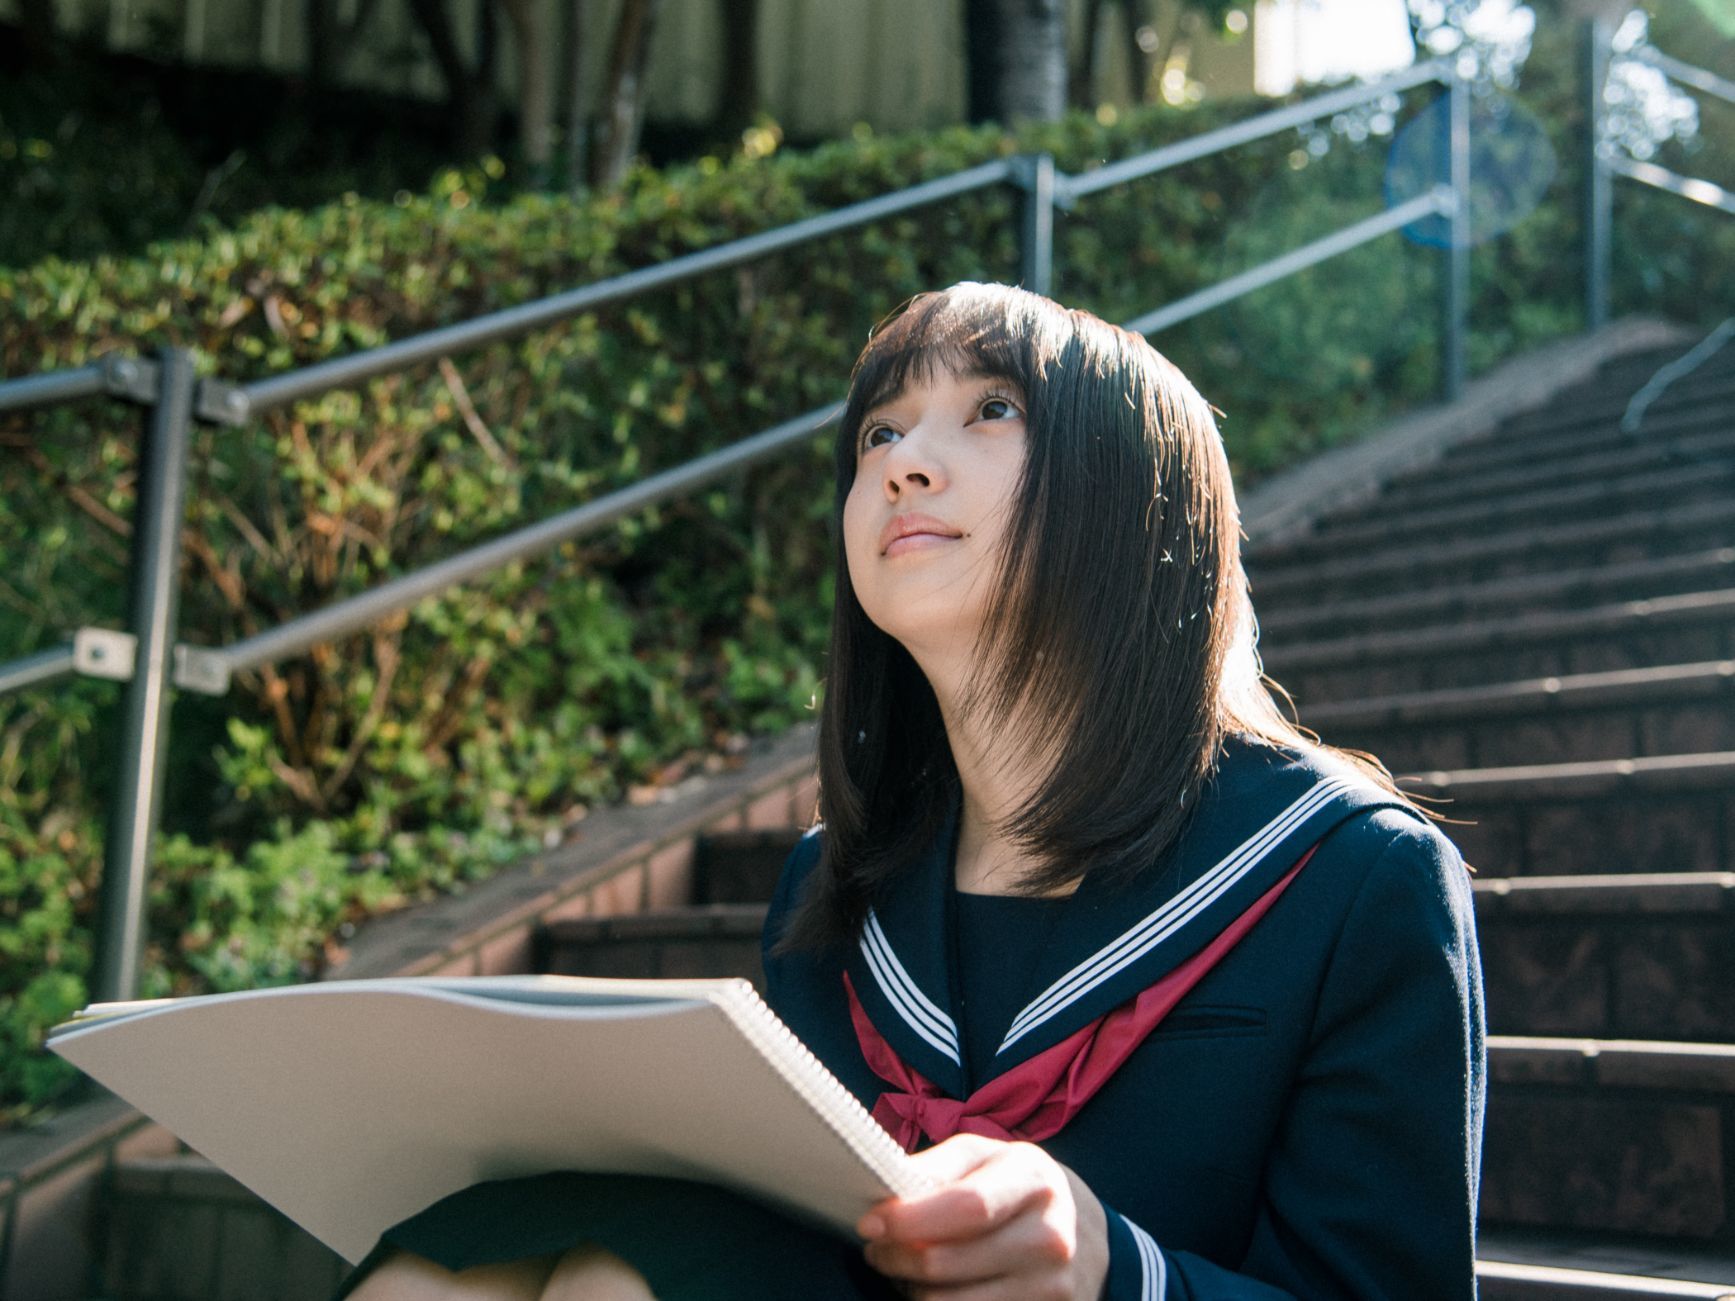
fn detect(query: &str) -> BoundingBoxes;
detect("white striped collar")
[846,739,1405,1088]
[999,776,1361,1054]
[860,909,960,1065]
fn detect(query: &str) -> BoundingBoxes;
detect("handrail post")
[93,347,198,1003]
[1584,17,1613,332]
[1443,71,1471,400]
[1013,152,1056,297]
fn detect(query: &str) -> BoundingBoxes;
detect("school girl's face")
[842,367,1027,658]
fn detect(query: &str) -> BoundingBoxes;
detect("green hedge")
[4,15,1734,1123]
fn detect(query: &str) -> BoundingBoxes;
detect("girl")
[345,282,1484,1300]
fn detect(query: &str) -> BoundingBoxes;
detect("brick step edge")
[1296,463,1734,557]
[1261,588,1735,674]
[1473,872,1735,915]
[1398,751,1735,802]
[1373,424,1735,514]
[1248,498,1731,595]
[1258,551,1735,642]
[534,871,1735,927]
[1487,1036,1735,1093]
[1476,1259,1735,1299]
[1305,661,1735,732]
[1409,395,1735,487]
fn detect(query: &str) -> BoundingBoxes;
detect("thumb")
[905,1132,1007,1185]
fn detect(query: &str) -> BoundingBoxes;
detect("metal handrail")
[1123,191,1451,336]
[1605,156,1735,217]
[197,402,843,689]
[233,160,1021,421]
[1064,61,1448,200]
[0,364,108,414]
[0,645,76,695]
[0,59,1474,999]
[1635,47,1735,108]
[1587,32,1735,327]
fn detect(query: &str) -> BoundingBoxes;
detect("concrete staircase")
[533,342,1735,1297]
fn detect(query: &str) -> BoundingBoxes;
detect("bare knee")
[344,1249,558,1301]
[538,1245,657,1301]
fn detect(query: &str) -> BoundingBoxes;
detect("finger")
[876,1147,1060,1244]
[858,1135,1005,1239]
[864,1205,1075,1286]
[904,1133,1007,1185]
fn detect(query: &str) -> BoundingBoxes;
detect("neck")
[912,644,1053,896]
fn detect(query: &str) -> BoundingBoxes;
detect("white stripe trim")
[1123,1215,1167,1301]
[860,909,961,1064]
[1001,778,1357,1052]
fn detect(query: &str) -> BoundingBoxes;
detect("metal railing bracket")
[99,355,161,406]
[197,380,253,427]
[74,628,137,682]
[174,646,233,696]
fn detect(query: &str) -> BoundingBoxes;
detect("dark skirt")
[332,1172,901,1301]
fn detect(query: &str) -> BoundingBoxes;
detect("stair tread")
[1258,551,1735,638]
[1398,750,1735,798]
[1477,1226,1735,1289]
[1247,497,1733,587]
[1262,588,1735,672]
[1304,660,1735,727]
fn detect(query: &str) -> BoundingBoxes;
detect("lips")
[879,512,964,556]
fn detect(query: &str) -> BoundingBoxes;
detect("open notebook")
[50,975,927,1265]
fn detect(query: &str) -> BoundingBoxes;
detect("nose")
[880,426,945,500]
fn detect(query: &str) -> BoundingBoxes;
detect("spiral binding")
[716,980,936,1201]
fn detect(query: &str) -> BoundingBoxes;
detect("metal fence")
[1,30,1725,1004]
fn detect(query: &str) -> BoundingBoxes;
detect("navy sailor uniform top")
[760,734,1486,1300]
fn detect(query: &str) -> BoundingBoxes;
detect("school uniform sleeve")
[1095,813,1484,1300]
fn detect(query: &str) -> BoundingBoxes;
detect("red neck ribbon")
[845,846,1316,1152]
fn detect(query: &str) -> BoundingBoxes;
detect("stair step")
[1411,752,1735,875]
[1264,462,1735,561]
[1422,391,1735,490]
[1306,660,1735,770]
[1265,589,1735,705]
[1259,550,1735,643]
[1478,1259,1735,1299]
[1481,1036,1735,1244]
[1371,426,1735,517]
[102,1154,347,1299]
[535,903,769,985]
[1474,873,1735,1041]
[693,828,804,904]
[1478,369,1735,447]
[1247,498,1733,601]
[1477,1226,1735,1298]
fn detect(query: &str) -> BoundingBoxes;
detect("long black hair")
[782,283,1404,950]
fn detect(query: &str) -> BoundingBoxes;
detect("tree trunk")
[15,0,61,66]
[591,0,663,187]
[305,0,380,89]
[498,0,552,182]
[560,0,590,192]
[963,0,1066,125]
[1070,0,1107,109]
[712,0,761,141]
[1123,0,1154,105]
[406,0,498,157]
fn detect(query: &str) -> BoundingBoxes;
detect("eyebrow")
[862,367,1020,420]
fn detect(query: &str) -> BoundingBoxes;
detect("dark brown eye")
[978,395,1022,422]
[861,423,901,451]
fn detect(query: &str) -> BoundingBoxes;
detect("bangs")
[839,284,1064,462]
